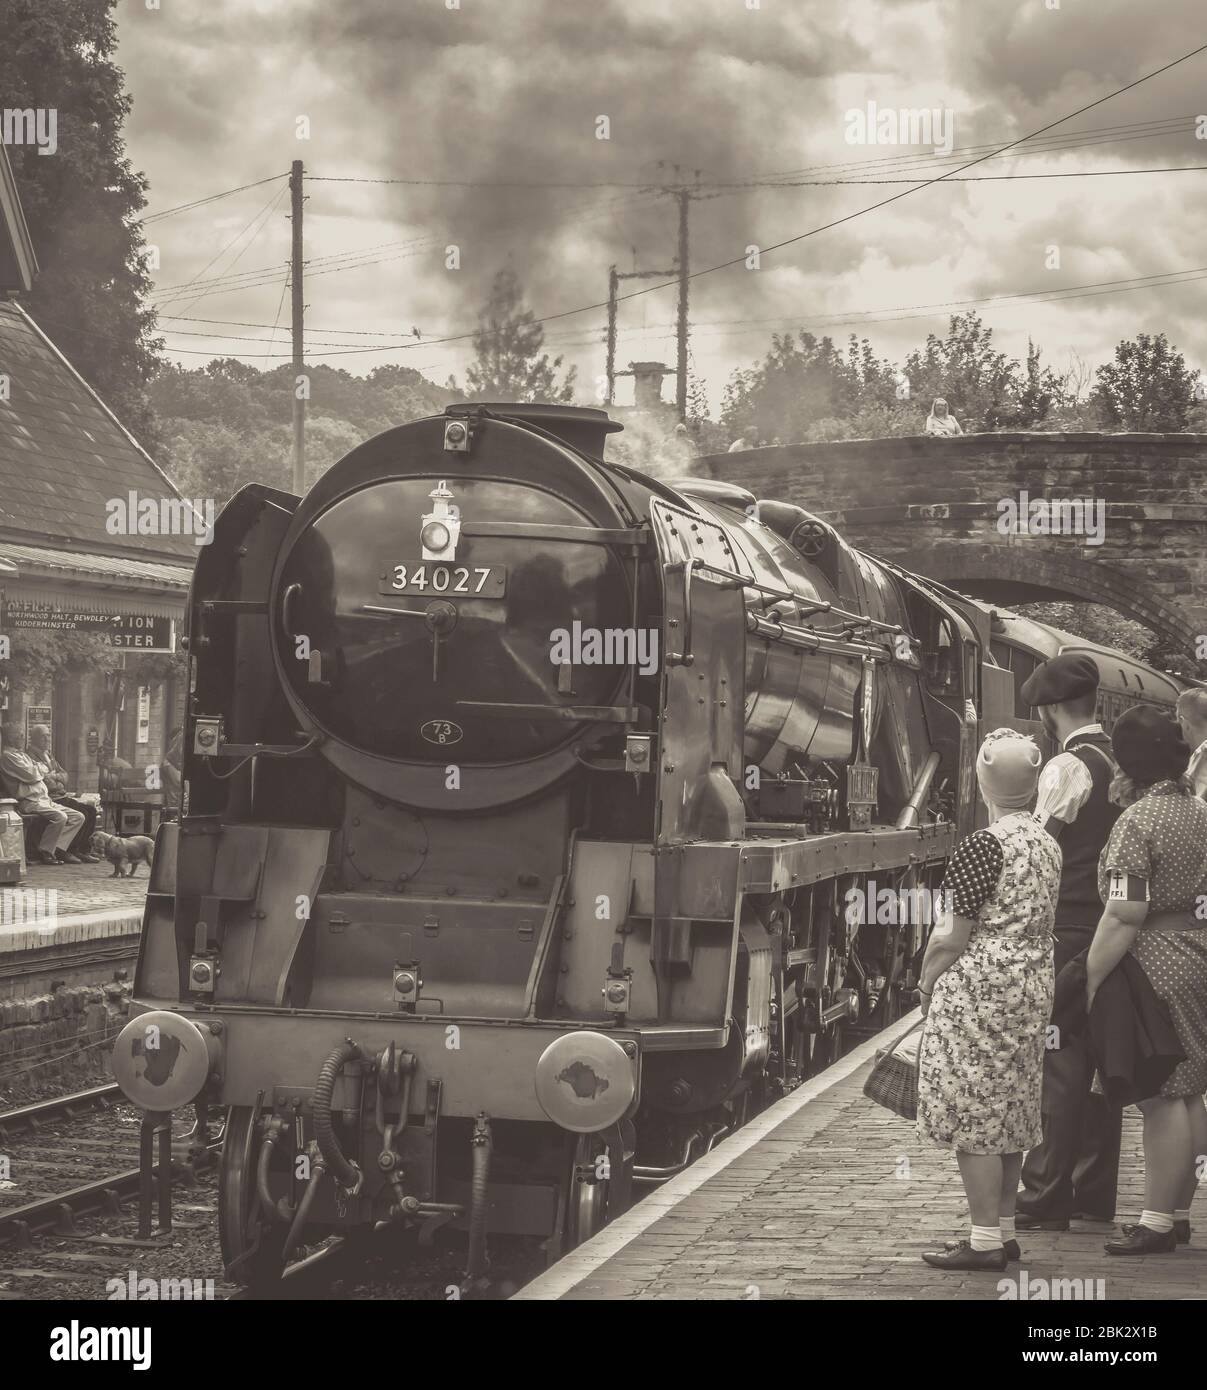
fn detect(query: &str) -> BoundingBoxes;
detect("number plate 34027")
[379,563,506,597]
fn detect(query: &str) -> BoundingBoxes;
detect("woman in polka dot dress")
[1087,706,1207,1256]
[916,729,1062,1271]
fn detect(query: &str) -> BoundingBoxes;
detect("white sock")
[1174,1208,1190,1222]
[1000,1215,1016,1240]
[970,1223,1002,1251]
[1139,1209,1174,1233]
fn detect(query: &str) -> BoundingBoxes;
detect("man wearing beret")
[1015,652,1123,1231]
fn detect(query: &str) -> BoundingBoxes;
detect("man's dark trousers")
[1019,924,1122,1220]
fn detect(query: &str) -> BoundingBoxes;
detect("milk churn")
[0,797,25,882]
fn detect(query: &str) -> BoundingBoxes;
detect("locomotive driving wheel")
[219,1105,289,1292]
[566,1133,609,1247]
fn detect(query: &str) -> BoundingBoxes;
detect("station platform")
[0,860,146,951]
[516,1012,1207,1301]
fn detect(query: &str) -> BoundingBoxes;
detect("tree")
[904,312,1024,430]
[449,269,576,403]
[720,332,891,444]
[151,357,459,506]
[0,0,161,441]
[1092,333,1196,431]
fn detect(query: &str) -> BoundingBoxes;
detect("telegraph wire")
[137,172,289,225]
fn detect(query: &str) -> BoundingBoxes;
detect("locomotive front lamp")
[420,521,450,553]
[420,480,461,561]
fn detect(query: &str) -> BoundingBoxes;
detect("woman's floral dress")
[917,812,1062,1153]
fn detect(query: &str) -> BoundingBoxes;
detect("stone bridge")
[702,432,1207,658]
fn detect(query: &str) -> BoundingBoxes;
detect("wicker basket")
[863,1022,923,1120]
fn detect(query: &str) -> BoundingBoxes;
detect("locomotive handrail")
[460,521,648,550]
[687,560,907,638]
[746,610,896,663]
[664,557,695,667]
[280,581,301,637]
[454,701,642,723]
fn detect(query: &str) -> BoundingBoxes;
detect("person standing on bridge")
[1015,654,1123,1232]
[924,397,963,436]
[1175,689,1207,799]
[917,728,1061,1271]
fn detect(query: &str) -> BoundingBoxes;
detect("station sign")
[1,599,176,652]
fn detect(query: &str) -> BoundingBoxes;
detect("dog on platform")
[90,831,155,878]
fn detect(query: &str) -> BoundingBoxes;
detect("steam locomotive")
[110,403,1187,1288]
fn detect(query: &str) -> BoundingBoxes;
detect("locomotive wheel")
[806,1023,845,1075]
[219,1105,289,1291]
[566,1134,609,1247]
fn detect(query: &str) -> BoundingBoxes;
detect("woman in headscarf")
[916,728,1062,1271]
[925,397,963,436]
[1087,706,1207,1255]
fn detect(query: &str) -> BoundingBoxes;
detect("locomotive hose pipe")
[281,1151,327,1263]
[465,1113,493,1280]
[257,1116,294,1224]
[313,1039,365,1194]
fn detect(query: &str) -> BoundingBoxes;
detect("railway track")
[0,1084,224,1300]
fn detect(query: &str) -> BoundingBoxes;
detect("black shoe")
[33,850,57,865]
[56,851,82,864]
[946,1236,1019,1261]
[1014,1213,1070,1231]
[1105,1225,1178,1256]
[1122,1220,1189,1245]
[922,1239,1007,1271]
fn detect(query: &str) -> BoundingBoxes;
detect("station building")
[0,143,195,801]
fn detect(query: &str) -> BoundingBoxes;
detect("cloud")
[114,0,1207,407]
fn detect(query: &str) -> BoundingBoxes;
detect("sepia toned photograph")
[1,0,1206,1357]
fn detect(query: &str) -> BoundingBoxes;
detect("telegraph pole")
[290,159,305,496]
[605,266,619,406]
[675,188,690,422]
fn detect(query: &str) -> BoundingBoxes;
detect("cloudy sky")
[117,0,1207,410]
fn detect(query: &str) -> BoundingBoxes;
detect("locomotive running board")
[670,823,957,920]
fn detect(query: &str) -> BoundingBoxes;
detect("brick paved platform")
[0,861,147,951]
[517,1012,1207,1301]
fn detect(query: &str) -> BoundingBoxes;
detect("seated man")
[0,723,86,864]
[27,724,100,862]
